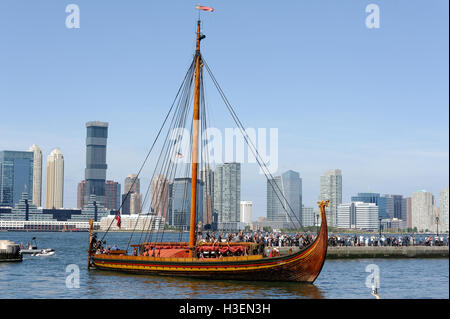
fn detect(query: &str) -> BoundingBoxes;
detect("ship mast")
[189,20,202,256]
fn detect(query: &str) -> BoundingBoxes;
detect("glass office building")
[168,178,204,230]
[0,151,34,207]
[84,121,108,207]
[267,170,302,224]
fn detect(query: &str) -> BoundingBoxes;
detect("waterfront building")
[122,174,141,215]
[0,150,34,207]
[381,218,407,231]
[70,194,109,222]
[267,170,302,224]
[440,187,449,232]
[351,193,384,219]
[318,169,342,227]
[105,180,121,211]
[382,195,395,219]
[411,190,435,232]
[301,205,315,227]
[77,180,86,209]
[200,166,214,226]
[150,174,169,219]
[402,197,412,229]
[99,214,165,231]
[240,201,252,225]
[28,144,42,207]
[337,201,379,231]
[214,163,240,230]
[391,195,404,219]
[84,121,109,207]
[168,178,204,230]
[45,149,64,209]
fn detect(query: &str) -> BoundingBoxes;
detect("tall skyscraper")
[77,180,86,209]
[402,197,412,228]
[318,169,342,227]
[214,163,241,225]
[151,174,169,219]
[200,166,214,226]
[28,144,42,207]
[411,190,435,232]
[240,201,252,225]
[168,177,204,229]
[0,151,34,207]
[105,180,121,211]
[267,170,302,224]
[440,187,449,232]
[301,206,315,227]
[391,195,404,219]
[84,121,108,207]
[122,174,141,214]
[45,149,64,209]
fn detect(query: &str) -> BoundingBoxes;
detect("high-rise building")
[391,195,404,219]
[301,205,315,227]
[84,121,108,207]
[267,170,302,224]
[200,166,214,226]
[401,197,412,228]
[318,169,342,227]
[151,174,169,219]
[45,149,64,209]
[382,195,395,219]
[337,201,379,231]
[122,174,141,214]
[28,144,42,207]
[168,177,204,229]
[105,180,121,211]
[240,201,252,225]
[0,151,34,207]
[77,180,86,209]
[439,187,449,232]
[411,190,435,232]
[214,163,241,227]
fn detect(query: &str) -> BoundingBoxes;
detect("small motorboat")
[32,249,55,257]
[20,237,54,255]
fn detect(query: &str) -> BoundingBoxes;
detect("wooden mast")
[189,20,202,256]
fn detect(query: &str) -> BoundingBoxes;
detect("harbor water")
[0,232,448,299]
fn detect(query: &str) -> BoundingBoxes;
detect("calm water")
[0,232,448,299]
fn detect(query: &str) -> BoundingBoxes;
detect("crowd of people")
[327,234,449,247]
[200,231,316,249]
[90,230,448,257]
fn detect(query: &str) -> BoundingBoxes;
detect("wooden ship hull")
[90,201,328,283]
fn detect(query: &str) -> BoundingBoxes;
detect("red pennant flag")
[196,5,214,12]
[115,211,121,228]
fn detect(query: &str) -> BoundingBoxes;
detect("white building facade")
[29,144,42,207]
[337,201,379,231]
[240,201,252,225]
[411,190,436,232]
[318,169,342,227]
[45,149,64,209]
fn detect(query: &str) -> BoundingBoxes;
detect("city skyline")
[0,1,448,218]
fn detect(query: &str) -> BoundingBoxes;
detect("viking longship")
[88,11,329,283]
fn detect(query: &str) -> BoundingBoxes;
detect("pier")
[0,240,22,262]
[275,246,449,259]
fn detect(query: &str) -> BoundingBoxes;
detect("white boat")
[20,238,54,255]
[32,249,55,257]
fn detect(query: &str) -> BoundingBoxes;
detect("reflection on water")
[89,270,324,299]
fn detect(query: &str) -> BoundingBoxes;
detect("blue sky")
[0,0,448,217]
